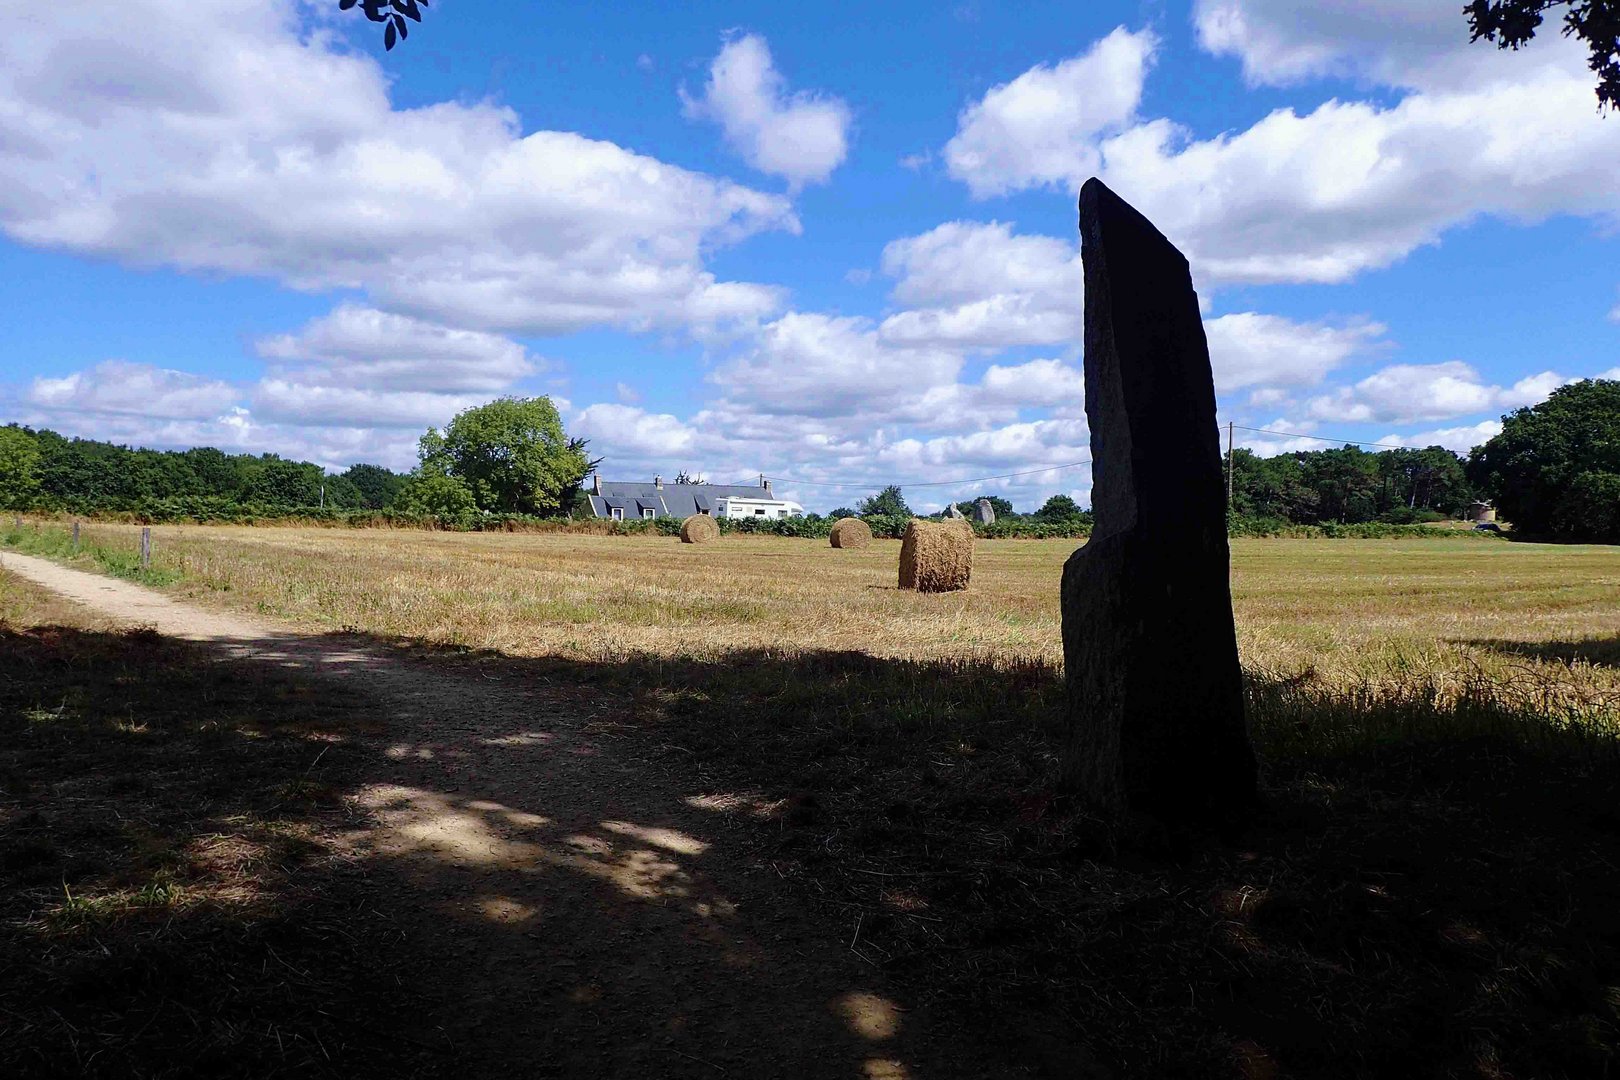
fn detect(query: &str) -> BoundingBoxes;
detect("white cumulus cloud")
[0,1,796,338]
[944,27,1156,198]
[937,20,1620,292]
[257,306,538,393]
[1204,313,1387,392]
[878,221,1081,349]
[29,360,238,421]
[1307,362,1574,425]
[682,33,853,187]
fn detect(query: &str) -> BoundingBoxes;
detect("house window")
[755,508,766,516]
[700,509,711,516]
[779,509,788,517]
[611,507,623,521]
[643,508,655,520]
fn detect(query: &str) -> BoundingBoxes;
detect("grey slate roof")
[587,481,778,519]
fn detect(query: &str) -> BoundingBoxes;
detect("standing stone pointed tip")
[1062,171,1257,824]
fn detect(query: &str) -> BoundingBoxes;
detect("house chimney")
[655,475,663,490]
[592,474,601,496]
[763,478,773,494]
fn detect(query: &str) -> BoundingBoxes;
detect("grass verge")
[0,574,433,1078]
[2,521,180,587]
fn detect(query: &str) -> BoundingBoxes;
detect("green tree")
[1553,471,1620,542]
[244,458,325,508]
[1035,494,1083,520]
[343,463,407,509]
[1376,447,1474,517]
[1470,379,1620,539]
[0,426,42,509]
[395,472,478,528]
[419,397,595,517]
[857,485,911,518]
[827,506,857,520]
[181,446,242,498]
[1299,446,1382,523]
[1467,1,1620,111]
[320,473,364,509]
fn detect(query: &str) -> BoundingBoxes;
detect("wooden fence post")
[140,527,151,570]
[72,522,81,553]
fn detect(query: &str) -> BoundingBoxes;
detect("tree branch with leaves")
[1467,0,1620,110]
[340,0,430,51]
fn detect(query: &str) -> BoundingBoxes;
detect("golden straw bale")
[898,518,972,592]
[829,517,873,550]
[679,514,720,544]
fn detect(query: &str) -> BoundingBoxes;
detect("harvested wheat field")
[5,520,1620,1079]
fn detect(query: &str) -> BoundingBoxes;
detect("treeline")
[0,425,408,517]
[1229,445,1476,525]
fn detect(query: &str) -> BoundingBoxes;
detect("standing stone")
[974,498,996,526]
[946,503,965,520]
[1061,178,1257,821]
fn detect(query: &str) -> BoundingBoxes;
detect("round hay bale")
[829,517,873,550]
[898,518,972,592]
[679,513,720,544]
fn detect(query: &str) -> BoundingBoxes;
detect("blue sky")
[3,0,1617,512]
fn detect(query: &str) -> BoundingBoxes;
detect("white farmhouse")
[585,475,804,521]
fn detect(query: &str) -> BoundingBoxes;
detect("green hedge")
[1225,515,1496,540]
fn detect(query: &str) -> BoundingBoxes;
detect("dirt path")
[0,551,1019,1080]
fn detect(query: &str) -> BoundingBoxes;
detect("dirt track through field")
[0,551,1022,1080]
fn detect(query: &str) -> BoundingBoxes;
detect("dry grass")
[31,522,1620,716]
[0,572,432,1078]
[6,522,1620,1076]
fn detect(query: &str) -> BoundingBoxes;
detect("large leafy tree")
[857,485,911,518]
[1035,494,1084,520]
[1467,1,1620,110]
[395,472,478,528]
[1469,378,1620,540]
[419,397,596,517]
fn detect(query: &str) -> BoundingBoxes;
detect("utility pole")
[320,483,325,510]
[1225,421,1235,508]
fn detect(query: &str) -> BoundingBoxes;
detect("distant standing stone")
[1060,178,1257,822]
[974,499,996,526]
[946,503,965,520]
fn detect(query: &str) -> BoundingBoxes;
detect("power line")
[765,458,1092,491]
[1231,424,1418,451]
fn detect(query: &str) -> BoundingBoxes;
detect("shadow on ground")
[1462,633,1620,670]
[5,619,1620,1079]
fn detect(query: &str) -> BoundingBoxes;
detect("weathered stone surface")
[945,503,965,520]
[1061,178,1257,821]
[973,498,996,525]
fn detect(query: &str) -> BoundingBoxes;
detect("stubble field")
[5,521,1620,1076]
[19,522,1620,721]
